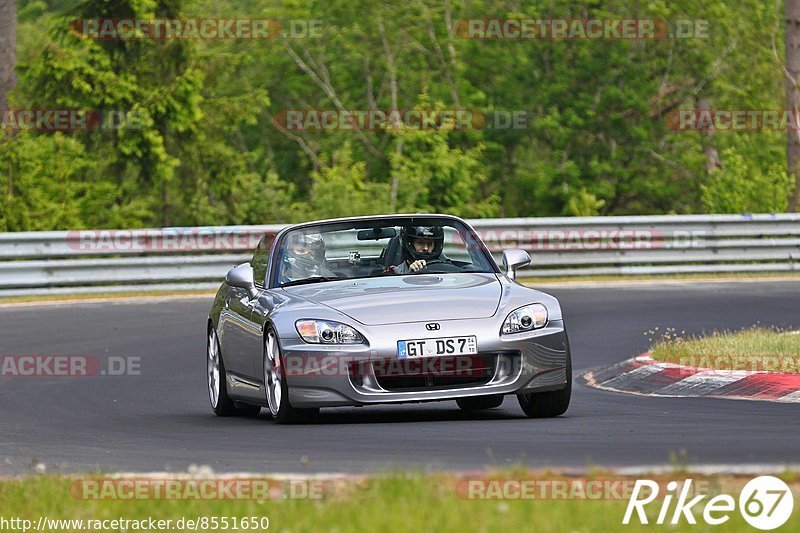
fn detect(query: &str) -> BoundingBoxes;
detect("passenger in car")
[280,233,337,282]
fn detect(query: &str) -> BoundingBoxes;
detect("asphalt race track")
[1,281,799,475]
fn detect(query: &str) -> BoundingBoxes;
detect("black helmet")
[401,225,444,261]
[284,232,326,274]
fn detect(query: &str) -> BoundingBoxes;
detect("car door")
[245,232,289,385]
[237,235,273,382]
[221,284,261,379]
[218,235,272,389]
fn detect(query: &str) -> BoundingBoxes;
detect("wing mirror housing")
[502,249,531,280]
[226,263,258,299]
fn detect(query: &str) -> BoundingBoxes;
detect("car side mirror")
[502,249,531,280]
[226,263,258,299]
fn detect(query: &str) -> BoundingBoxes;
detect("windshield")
[273,218,496,287]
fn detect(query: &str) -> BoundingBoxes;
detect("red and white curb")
[583,354,800,403]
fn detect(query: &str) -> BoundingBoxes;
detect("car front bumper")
[278,318,569,408]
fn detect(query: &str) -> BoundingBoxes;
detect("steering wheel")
[415,259,461,274]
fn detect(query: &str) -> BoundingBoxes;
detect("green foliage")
[390,114,499,217]
[701,148,792,213]
[233,171,309,224]
[309,143,390,219]
[565,188,606,217]
[1,0,794,231]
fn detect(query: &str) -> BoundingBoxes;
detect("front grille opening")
[366,355,498,392]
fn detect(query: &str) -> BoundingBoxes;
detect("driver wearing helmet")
[390,225,450,273]
[280,232,335,282]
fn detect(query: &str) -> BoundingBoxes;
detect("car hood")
[283,273,502,325]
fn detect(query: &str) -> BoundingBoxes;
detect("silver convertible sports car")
[207,214,571,423]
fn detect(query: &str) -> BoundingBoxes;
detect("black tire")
[456,394,504,411]
[517,344,572,418]
[208,326,261,417]
[264,327,320,424]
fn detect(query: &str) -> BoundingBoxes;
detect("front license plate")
[397,336,478,359]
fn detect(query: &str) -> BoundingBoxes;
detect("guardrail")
[1,214,799,295]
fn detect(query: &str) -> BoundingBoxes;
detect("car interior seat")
[382,234,405,268]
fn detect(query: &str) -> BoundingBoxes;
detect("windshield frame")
[266,215,498,289]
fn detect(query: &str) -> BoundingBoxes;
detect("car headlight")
[295,320,365,344]
[501,304,548,334]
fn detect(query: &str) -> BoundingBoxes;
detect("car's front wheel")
[517,350,572,418]
[264,327,319,424]
[208,326,260,417]
[456,395,504,411]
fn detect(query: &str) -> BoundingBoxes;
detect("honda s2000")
[207,214,571,423]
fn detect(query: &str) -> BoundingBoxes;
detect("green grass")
[0,472,797,532]
[650,327,800,372]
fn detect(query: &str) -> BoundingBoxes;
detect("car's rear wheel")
[456,394,504,411]
[208,326,260,417]
[264,327,319,424]
[517,350,572,418]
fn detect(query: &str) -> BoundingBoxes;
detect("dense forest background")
[0,0,795,230]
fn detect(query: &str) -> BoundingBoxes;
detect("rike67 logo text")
[624,476,794,530]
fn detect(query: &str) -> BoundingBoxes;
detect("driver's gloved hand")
[409,259,427,272]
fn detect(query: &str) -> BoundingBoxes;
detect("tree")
[0,0,16,201]
[0,0,15,112]
[389,110,499,218]
[4,0,796,230]
[701,148,790,213]
[309,142,390,219]
[786,0,800,211]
